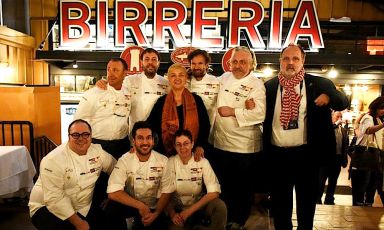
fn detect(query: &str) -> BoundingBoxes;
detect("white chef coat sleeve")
[39,157,76,220]
[160,158,176,194]
[107,156,128,193]
[202,159,221,193]
[234,79,266,127]
[122,76,131,95]
[100,148,117,175]
[73,89,96,122]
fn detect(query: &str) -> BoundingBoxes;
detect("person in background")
[96,48,169,131]
[317,111,349,205]
[74,57,131,159]
[29,119,116,230]
[351,96,384,206]
[213,46,266,230]
[147,63,210,158]
[263,43,349,230]
[166,129,227,230]
[105,121,174,230]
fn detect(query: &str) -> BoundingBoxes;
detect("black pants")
[91,137,131,215]
[31,204,104,230]
[270,145,318,230]
[214,148,256,225]
[92,136,130,160]
[318,154,343,204]
[351,169,382,205]
[105,200,168,230]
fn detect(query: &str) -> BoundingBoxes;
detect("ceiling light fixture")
[327,66,338,78]
[262,66,274,77]
[72,61,78,68]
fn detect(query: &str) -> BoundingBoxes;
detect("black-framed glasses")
[69,132,91,139]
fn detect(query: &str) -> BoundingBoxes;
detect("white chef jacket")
[107,150,174,209]
[213,72,266,153]
[28,143,116,220]
[187,74,220,126]
[74,85,131,140]
[165,155,221,207]
[122,73,169,130]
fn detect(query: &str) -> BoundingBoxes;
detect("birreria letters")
[59,0,324,51]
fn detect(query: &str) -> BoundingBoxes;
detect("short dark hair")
[109,58,128,70]
[131,121,154,139]
[369,96,384,118]
[174,129,193,143]
[68,119,92,134]
[280,43,306,59]
[187,49,211,64]
[140,48,161,61]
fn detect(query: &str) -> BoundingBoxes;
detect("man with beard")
[96,48,169,131]
[213,46,266,230]
[263,44,348,230]
[105,121,174,230]
[187,49,220,126]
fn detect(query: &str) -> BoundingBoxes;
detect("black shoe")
[226,222,247,230]
[364,203,373,207]
[324,200,335,205]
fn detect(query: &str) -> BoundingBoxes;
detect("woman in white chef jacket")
[166,129,227,230]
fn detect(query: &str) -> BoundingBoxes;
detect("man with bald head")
[263,44,349,230]
[213,46,266,229]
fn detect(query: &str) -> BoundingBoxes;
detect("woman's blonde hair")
[167,63,187,76]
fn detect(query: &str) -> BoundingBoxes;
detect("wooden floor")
[245,200,384,230]
[245,166,384,230]
[1,168,384,230]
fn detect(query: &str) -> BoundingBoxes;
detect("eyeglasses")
[69,132,91,139]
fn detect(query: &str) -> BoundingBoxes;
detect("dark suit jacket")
[263,73,349,165]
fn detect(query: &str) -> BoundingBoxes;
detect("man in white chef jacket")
[74,57,132,159]
[213,46,266,229]
[187,49,220,127]
[123,48,169,130]
[96,48,169,131]
[105,121,174,230]
[29,119,117,230]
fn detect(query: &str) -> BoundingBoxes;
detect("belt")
[271,144,308,153]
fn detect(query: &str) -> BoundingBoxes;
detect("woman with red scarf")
[147,63,210,158]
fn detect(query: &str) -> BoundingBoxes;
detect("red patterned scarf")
[278,68,305,129]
